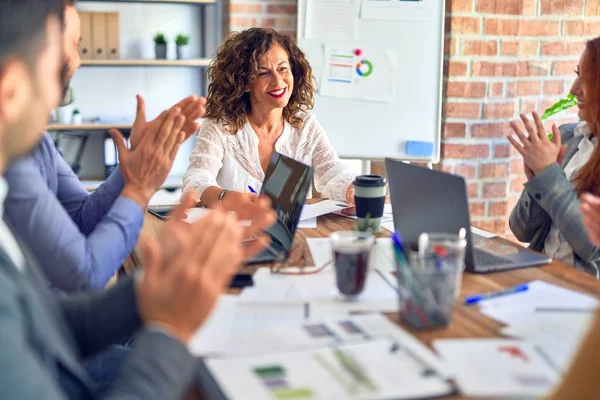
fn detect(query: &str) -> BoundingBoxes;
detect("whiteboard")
[297,0,445,162]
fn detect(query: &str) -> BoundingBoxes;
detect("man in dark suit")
[0,1,275,398]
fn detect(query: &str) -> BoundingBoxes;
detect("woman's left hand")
[341,185,356,216]
[507,112,563,175]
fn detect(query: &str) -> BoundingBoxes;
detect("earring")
[245,89,249,92]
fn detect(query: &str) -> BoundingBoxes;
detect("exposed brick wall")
[221,0,599,239]
[223,0,298,36]
[443,0,599,240]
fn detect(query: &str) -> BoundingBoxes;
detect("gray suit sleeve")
[59,277,142,358]
[106,330,196,400]
[509,187,550,243]
[525,163,600,269]
[0,273,69,400]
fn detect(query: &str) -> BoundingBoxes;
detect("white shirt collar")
[0,177,25,271]
[574,122,591,138]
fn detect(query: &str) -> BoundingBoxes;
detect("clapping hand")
[507,112,567,176]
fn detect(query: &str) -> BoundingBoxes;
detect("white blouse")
[182,113,355,202]
[544,122,596,265]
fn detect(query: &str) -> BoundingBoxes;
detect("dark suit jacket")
[0,240,196,399]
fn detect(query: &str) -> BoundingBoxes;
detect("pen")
[464,283,529,306]
[248,185,257,194]
[304,302,310,320]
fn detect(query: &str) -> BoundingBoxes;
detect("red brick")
[444,102,481,118]
[471,122,511,138]
[541,41,586,56]
[516,61,549,77]
[483,182,507,198]
[511,176,528,192]
[443,123,467,138]
[231,3,264,13]
[520,99,538,113]
[484,19,520,35]
[462,39,498,56]
[483,102,515,119]
[494,143,510,158]
[489,201,508,217]
[563,21,600,36]
[440,164,454,174]
[510,159,525,174]
[456,164,477,179]
[446,16,481,34]
[507,195,520,212]
[486,19,559,36]
[444,38,458,56]
[472,61,517,77]
[446,0,473,13]
[266,4,297,14]
[477,0,535,15]
[445,61,468,77]
[261,18,296,29]
[543,80,564,95]
[467,182,479,198]
[446,82,487,98]
[470,202,486,218]
[480,163,508,179]
[230,17,257,27]
[443,144,490,159]
[586,1,600,15]
[507,81,542,97]
[540,0,583,15]
[501,40,539,57]
[489,82,504,97]
[552,60,577,77]
[474,220,507,235]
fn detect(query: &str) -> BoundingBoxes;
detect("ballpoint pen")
[464,283,529,306]
[248,185,257,194]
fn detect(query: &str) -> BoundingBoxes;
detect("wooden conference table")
[136,200,600,399]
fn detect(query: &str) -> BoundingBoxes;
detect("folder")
[106,12,120,60]
[91,12,107,59]
[78,12,92,60]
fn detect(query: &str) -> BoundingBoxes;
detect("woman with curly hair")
[182,27,356,210]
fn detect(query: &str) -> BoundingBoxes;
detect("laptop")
[245,152,314,264]
[384,159,551,273]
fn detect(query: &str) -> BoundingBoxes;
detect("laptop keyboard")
[474,248,514,267]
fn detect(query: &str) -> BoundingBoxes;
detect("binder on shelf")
[91,13,107,60]
[79,12,92,60]
[106,12,120,60]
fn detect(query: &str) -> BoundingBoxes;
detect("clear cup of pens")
[392,233,462,330]
[419,232,467,298]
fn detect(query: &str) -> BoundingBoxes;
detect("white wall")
[72,2,217,179]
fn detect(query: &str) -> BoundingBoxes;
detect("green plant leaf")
[540,93,578,120]
[175,34,190,46]
[153,33,167,45]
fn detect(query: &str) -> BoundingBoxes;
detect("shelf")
[81,59,212,67]
[47,123,132,131]
[80,0,216,4]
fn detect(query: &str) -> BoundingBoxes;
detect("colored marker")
[248,185,257,194]
[464,283,529,306]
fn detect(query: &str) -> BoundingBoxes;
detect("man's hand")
[581,193,600,247]
[507,113,563,175]
[136,194,275,343]
[129,95,206,150]
[112,107,185,208]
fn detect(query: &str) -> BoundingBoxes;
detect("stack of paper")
[478,280,598,372]
[433,339,560,398]
[205,338,453,400]
[239,268,398,314]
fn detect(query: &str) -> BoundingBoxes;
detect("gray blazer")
[509,123,600,277]
[0,238,196,399]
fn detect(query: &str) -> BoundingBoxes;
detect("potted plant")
[154,33,167,60]
[57,87,75,124]
[72,108,82,125]
[175,34,190,60]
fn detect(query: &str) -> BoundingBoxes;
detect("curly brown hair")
[204,28,316,134]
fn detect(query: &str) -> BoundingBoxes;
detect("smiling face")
[570,49,589,121]
[247,43,294,114]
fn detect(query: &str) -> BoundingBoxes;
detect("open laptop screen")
[260,152,314,253]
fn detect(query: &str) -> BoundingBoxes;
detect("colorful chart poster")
[320,45,398,103]
[360,0,435,22]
